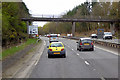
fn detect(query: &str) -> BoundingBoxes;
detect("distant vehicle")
[67,34,72,37]
[49,34,58,43]
[91,34,97,38]
[76,38,94,51]
[47,42,66,58]
[47,34,50,37]
[57,34,60,37]
[103,32,112,40]
[44,35,47,37]
[62,36,66,38]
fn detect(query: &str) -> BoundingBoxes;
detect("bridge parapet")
[22,17,120,22]
[31,14,61,18]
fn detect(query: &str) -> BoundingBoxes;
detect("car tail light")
[80,43,82,45]
[61,49,64,51]
[49,49,52,51]
[91,42,93,45]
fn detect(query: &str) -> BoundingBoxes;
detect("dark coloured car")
[76,38,94,51]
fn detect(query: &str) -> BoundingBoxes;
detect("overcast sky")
[23,0,86,27]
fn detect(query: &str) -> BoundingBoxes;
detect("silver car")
[76,38,94,51]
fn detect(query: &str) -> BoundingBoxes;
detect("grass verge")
[25,40,42,55]
[0,38,38,60]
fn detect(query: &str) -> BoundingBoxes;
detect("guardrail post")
[72,22,75,37]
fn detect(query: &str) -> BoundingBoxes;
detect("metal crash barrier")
[63,36,120,49]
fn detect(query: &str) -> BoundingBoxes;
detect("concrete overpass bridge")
[21,17,120,36]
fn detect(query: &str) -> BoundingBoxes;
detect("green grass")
[0,38,38,60]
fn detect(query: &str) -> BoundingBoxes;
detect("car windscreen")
[50,35,58,37]
[50,43,63,47]
[81,39,92,43]
[91,34,96,36]
[104,32,112,35]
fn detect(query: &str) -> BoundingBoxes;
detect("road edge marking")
[95,46,118,56]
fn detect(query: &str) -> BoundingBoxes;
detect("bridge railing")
[31,14,62,18]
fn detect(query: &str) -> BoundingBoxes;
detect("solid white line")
[44,41,46,45]
[85,61,90,65]
[95,46,118,55]
[72,49,74,50]
[34,60,38,65]
[34,41,46,66]
[101,77,106,80]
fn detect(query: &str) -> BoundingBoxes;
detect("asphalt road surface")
[29,37,118,79]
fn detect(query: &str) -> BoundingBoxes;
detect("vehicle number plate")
[84,43,89,45]
[54,52,60,54]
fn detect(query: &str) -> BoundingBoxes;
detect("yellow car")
[48,42,66,58]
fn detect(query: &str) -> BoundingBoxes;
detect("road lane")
[59,38,118,78]
[30,37,100,78]
[29,37,118,78]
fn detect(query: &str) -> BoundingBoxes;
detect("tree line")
[39,2,120,37]
[2,2,30,47]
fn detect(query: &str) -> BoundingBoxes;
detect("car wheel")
[77,48,79,50]
[63,54,66,58]
[79,48,81,51]
[92,48,94,51]
[79,48,82,51]
[48,54,51,58]
[91,48,94,51]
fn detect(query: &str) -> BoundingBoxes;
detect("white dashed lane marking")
[76,53,79,56]
[101,77,106,80]
[85,61,90,65]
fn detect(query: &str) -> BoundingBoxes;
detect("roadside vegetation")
[39,2,120,38]
[2,2,30,47]
[1,2,38,60]
[1,38,38,60]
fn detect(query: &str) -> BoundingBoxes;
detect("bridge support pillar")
[72,22,75,37]
[26,21,29,34]
[110,22,115,35]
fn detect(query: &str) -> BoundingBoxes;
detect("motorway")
[29,37,118,79]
